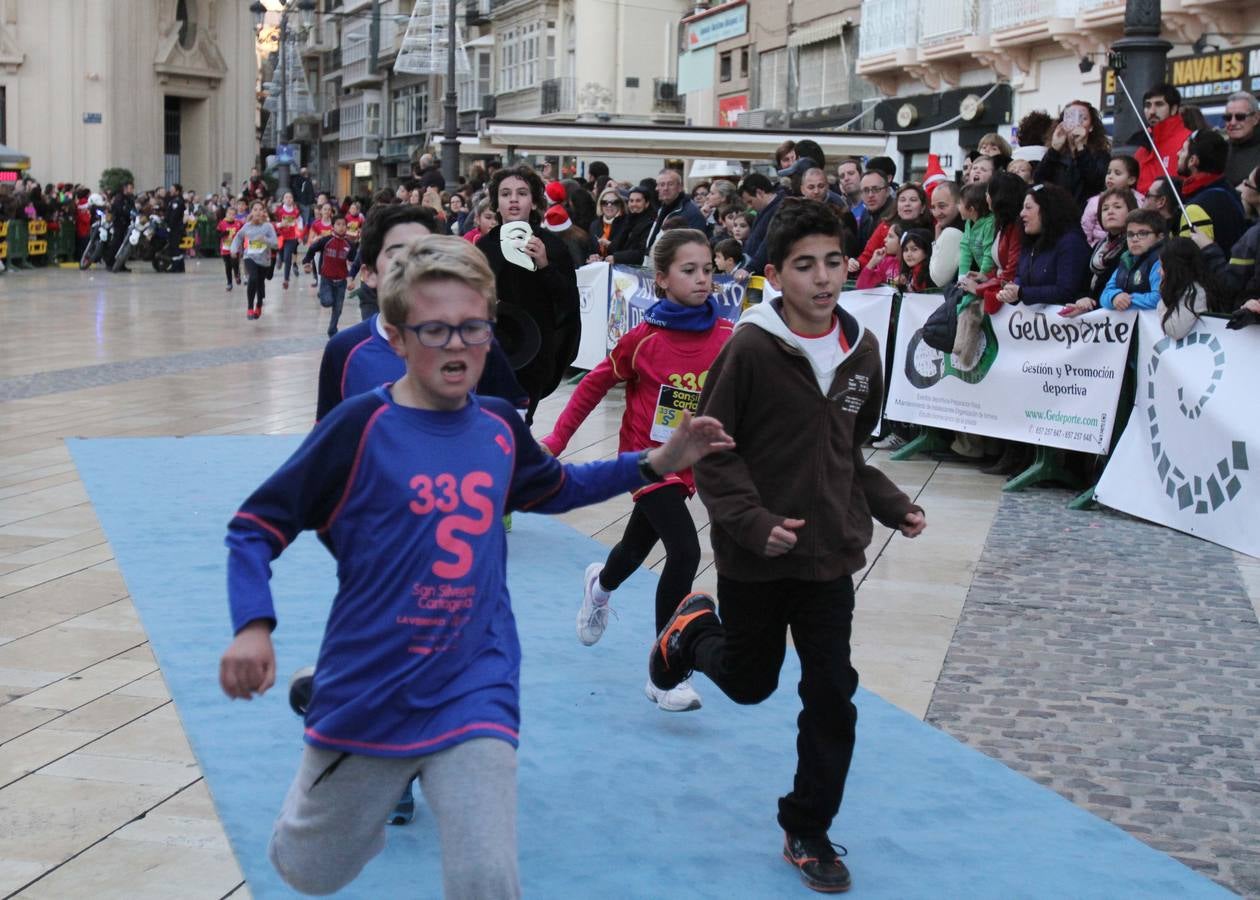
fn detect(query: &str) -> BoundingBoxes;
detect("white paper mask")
[500,221,536,271]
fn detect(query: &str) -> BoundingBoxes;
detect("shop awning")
[0,144,31,170]
[479,119,887,161]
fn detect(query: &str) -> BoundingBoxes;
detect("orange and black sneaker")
[783,832,851,893]
[649,592,715,691]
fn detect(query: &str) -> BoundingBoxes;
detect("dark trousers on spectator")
[599,484,700,631]
[244,259,268,311]
[320,277,348,336]
[686,574,859,837]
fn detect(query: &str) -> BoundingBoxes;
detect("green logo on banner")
[904,316,999,390]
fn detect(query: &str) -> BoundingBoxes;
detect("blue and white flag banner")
[1096,313,1258,558]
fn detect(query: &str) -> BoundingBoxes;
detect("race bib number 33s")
[650,384,701,442]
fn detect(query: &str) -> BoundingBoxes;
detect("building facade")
[679,0,879,133]
[0,0,256,191]
[855,0,1260,179]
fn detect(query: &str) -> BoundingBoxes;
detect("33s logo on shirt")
[666,371,708,391]
[408,471,496,578]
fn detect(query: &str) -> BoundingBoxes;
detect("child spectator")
[897,228,933,291]
[463,199,497,246]
[978,133,1013,157]
[303,216,355,337]
[1100,208,1166,311]
[1081,155,1143,243]
[730,210,753,244]
[541,229,735,712]
[220,236,734,898]
[854,223,902,289]
[648,200,925,894]
[713,237,742,274]
[1156,236,1208,339]
[955,184,996,304]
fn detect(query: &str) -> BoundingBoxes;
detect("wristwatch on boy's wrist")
[638,450,666,483]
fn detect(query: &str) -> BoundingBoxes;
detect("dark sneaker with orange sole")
[783,832,851,893]
[649,592,715,691]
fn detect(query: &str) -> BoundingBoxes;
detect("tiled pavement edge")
[926,489,1260,896]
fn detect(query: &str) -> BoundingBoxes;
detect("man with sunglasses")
[1223,92,1260,188]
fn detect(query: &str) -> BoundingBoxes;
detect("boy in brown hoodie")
[649,199,927,894]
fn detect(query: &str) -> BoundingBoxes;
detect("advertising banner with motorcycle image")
[886,294,1136,454]
[1095,314,1258,558]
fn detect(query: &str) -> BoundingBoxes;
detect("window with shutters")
[757,47,787,110]
[796,38,844,110]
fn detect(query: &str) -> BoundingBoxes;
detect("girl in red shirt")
[540,229,733,712]
[273,192,303,289]
[307,203,335,288]
[344,201,365,245]
[217,207,243,291]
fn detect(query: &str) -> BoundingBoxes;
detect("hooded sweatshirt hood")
[737,299,864,395]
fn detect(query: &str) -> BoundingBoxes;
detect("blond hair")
[378,235,498,329]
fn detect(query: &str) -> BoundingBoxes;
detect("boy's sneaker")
[644,677,702,712]
[872,434,907,451]
[388,779,416,826]
[288,665,315,716]
[783,832,851,893]
[576,563,611,646]
[283,280,290,289]
[649,593,716,691]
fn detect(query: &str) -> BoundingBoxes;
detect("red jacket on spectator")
[979,224,1022,315]
[1135,115,1192,194]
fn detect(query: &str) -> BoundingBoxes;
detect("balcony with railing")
[339,91,383,160]
[919,0,983,45]
[341,31,381,87]
[466,0,493,26]
[322,108,340,137]
[540,76,576,116]
[857,0,919,60]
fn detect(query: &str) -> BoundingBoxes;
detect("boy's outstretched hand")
[646,413,735,476]
[900,511,926,538]
[220,620,277,700]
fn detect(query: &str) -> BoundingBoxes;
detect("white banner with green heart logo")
[885,293,1137,453]
[1096,313,1257,557]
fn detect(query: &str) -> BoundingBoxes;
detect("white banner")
[575,262,611,371]
[886,295,1137,454]
[1096,314,1258,558]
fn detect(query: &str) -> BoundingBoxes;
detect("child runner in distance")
[308,203,335,288]
[217,206,242,292]
[303,215,355,338]
[219,236,734,898]
[540,229,734,712]
[230,201,278,320]
[273,191,303,290]
[345,201,366,246]
[648,199,926,894]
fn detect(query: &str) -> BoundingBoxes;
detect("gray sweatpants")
[268,737,520,898]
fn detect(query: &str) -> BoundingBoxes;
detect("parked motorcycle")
[79,207,113,270]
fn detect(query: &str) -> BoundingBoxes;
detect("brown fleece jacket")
[694,305,921,582]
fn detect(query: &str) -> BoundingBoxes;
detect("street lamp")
[441,0,459,187]
[251,0,317,196]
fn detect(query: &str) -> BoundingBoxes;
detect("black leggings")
[598,484,701,631]
[244,259,267,310]
[223,255,240,285]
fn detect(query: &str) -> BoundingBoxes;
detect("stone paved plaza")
[0,261,1256,898]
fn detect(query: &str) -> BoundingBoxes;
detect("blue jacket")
[227,390,647,758]
[1015,228,1091,305]
[743,190,787,275]
[1100,243,1163,310]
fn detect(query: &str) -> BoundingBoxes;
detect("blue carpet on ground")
[70,436,1230,900]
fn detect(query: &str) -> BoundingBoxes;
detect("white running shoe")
[872,433,908,451]
[576,562,611,646]
[644,677,702,712]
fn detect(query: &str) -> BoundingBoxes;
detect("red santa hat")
[922,153,949,199]
[544,181,568,206]
[543,205,571,232]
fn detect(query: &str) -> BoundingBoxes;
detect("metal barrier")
[4,220,29,268]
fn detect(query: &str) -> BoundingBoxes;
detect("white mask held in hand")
[501,221,536,271]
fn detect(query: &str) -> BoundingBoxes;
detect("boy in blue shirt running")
[219,235,733,897]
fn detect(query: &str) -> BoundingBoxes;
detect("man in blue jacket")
[733,173,786,278]
[644,168,708,250]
